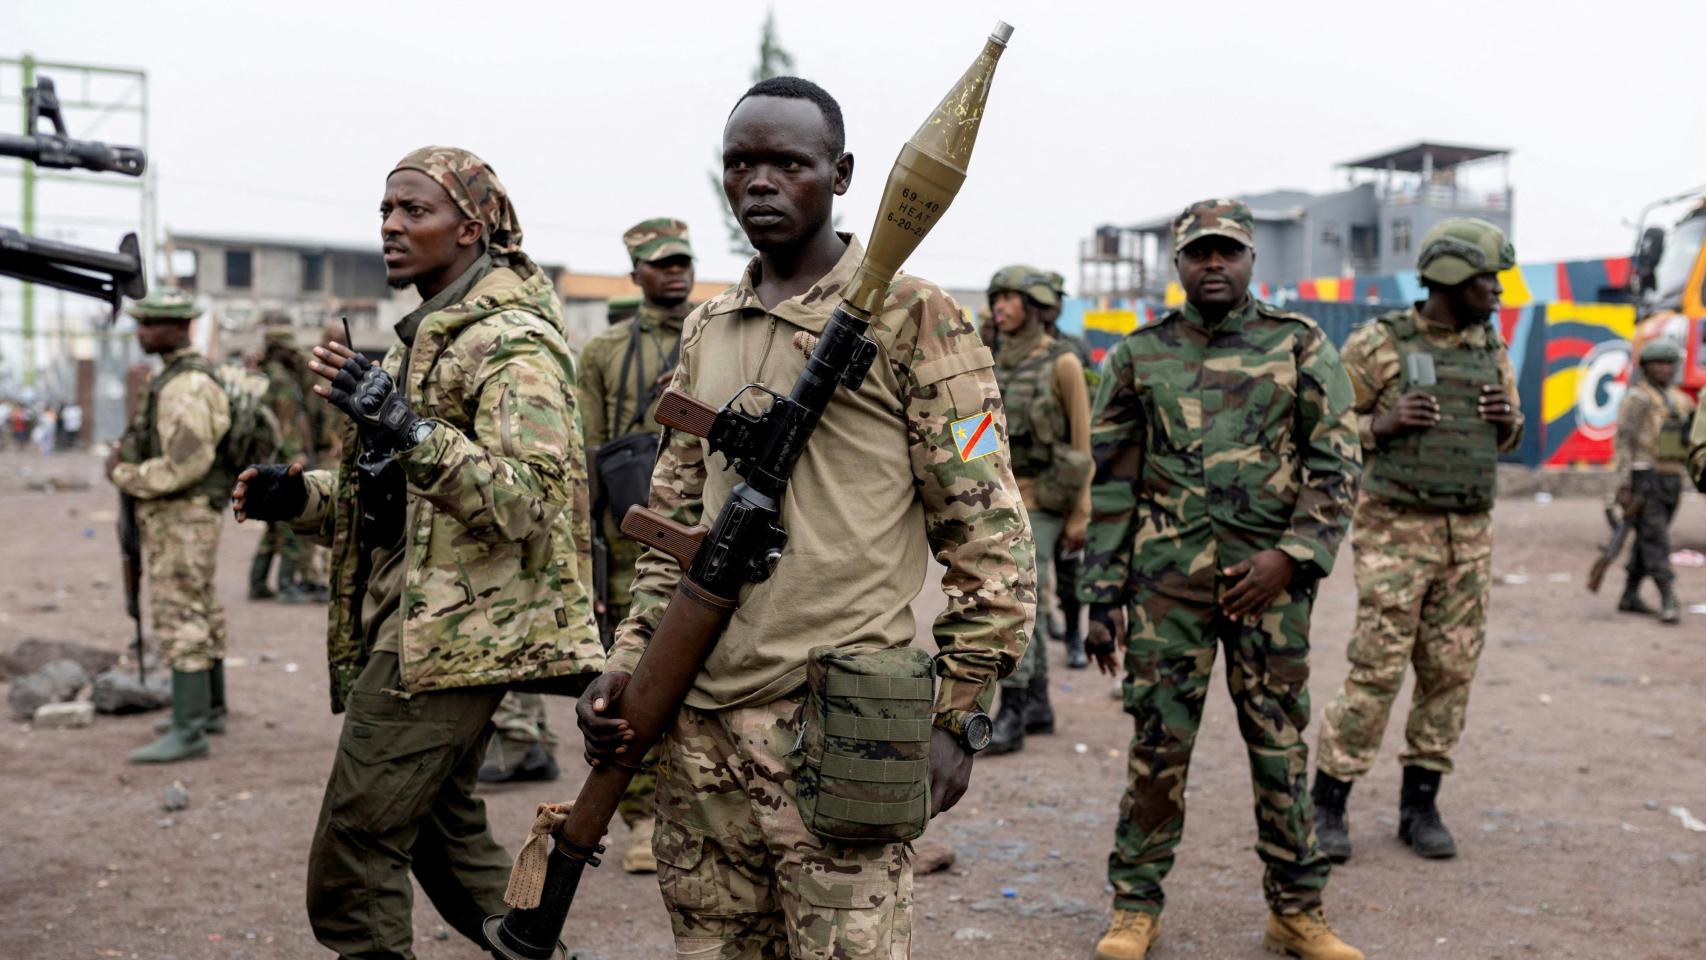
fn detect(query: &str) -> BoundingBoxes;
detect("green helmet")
[1045,270,1067,299]
[124,288,202,322]
[987,265,1058,309]
[1640,339,1683,364]
[1417,218,1516,285]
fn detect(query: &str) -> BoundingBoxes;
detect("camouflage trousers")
[1627,470,1682,589]
[654,694,913,958]
[258,520,304,560]
[138,495,227,672]
[1111,583,1328,917]
[488,691,658,828]
[1002,507,1061,690]
[1316,524,1491,779]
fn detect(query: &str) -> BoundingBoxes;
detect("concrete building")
[1080,141,1513,301]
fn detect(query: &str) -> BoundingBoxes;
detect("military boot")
[987,686,1027,755]
[156,657,226,735]
[1398,766,1457,859]
[1093,910,1160,960]
[478,740,561,784]
[130,669,211,764]
[1311,772,1353,863]
[1263,909,1363,960]
[248,552,276,601]
[1618,574,1655,615]
[1065,625,1089,669]
[1658,580,1681,625]
[1023,672,1055,736]
[276,555,313,604]
[623,817,657,874]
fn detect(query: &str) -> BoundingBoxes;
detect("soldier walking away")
[1610,340,1694,623]
[249,323,317,602]
[1081,200,1363,960]
[578,77,1034,957]
[984,265,1093,756]
[1311,218,1523,867]
[230,145,604,959]
[109,290,233,764]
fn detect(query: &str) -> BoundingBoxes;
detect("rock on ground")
[33,700,95,729]
[91,669,172,714]
[7,658,88,719]
[0,637,119,681]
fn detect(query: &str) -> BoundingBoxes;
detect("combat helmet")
[987,265,1058,309]
[124,288,202,322]
[1640,339,1683,364]
[1417,218,1516,285]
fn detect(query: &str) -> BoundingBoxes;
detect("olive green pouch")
[794,644,935,845]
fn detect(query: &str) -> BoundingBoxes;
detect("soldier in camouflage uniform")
[231,146,603,958]
[983,265,1093,756]
[110,290,233,764]
[578,77,1034,959]
[249,324,316,601]
[1081,200,1362,960]
[1312,218,1523,867]
[1042,268,1095,672]
[1610,339,1694,622]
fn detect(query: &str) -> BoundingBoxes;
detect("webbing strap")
[814,790,928,827]
[824,714,932,742]
[823,674,935,701]
[819,753,929,784]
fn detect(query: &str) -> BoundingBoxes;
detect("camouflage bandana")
[390,145,536,277]
[1173,198,1256,253]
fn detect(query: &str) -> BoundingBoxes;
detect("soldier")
[1042,268,1095,668]
[984,265,1093,756]
[1082,200,1363,960]
[1311,218,1523,866]
[1611,339,1694,623]
[249,323,316,602]
[230,145,603,958]
[108,290,233,764]
[1042,269,1095,368]
[578,76,1034,957]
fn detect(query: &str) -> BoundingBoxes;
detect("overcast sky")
[5,0,1706,305]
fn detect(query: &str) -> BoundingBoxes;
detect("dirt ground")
[1,448,1703,960]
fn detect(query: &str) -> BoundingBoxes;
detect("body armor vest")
[1362,311,1500,513]
[996,338,1071,479]
[119,353,234,508]
[1655,389,1690,463]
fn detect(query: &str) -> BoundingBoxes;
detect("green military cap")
[124,288,202,322]
[623,217,693,263]
[606,294,641,324]
[1044,270,1067,298]
[987,264,1059,308]
[262,326,297,347]
[1640,339,1683,364]
[1173,198,1256,253]
[1417,218,1516,285]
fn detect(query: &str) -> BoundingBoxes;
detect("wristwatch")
[405,418,437,449]
[934,709,994,753]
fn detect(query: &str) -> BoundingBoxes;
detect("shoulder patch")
[949,411,1001,463]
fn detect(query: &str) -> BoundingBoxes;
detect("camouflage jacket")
[112,348,232,503]
[1080,298,1360,606]
[1616,379,1695,477]
[607,235,1035,716]
[295,266,603,711]
[261,358,314,462]
[577,301,694,451]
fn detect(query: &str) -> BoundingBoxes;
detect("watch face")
[964,713,993,752]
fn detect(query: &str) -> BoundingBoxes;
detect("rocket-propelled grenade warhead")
[842,20,1013,314]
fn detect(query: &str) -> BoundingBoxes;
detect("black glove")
[1085,603,1121,657]
[322,353,425,459]
[241,464,308,521]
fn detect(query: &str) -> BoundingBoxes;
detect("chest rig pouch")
[793,645,935,845]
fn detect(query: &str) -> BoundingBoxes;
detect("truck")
[1630,188,1706,394]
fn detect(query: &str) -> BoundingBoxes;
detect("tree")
[712,8,796,259]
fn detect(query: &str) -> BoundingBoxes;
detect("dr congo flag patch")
[951,411,1000,463]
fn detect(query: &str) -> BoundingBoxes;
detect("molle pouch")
[1404,351,1437,389]
[794,645,935,845]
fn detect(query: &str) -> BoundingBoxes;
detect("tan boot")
[1264,909,1363,960]
[1094,910,1161,960]
[622,817,657,874]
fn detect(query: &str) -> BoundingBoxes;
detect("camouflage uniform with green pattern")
[254,328,315,592]
[1081,200,1360,919]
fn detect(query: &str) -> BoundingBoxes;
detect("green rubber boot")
[131,669,211,764]
[157,659,225,734]
[248,552,276,601]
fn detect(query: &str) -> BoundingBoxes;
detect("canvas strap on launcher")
[485,20,1015,960]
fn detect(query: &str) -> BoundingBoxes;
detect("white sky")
[5,0,1706,306]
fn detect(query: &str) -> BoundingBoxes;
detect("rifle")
[117,493,147,682]
[483,21,1015,960]
[1587,490,1644,593]
[0,76,148,312]
[589,526,613,649]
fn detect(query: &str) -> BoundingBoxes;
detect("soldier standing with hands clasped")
[231,146,603,958]
[1081,200,1363,960]
[1312,218,1523,865]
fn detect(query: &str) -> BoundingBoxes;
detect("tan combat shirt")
[111,349,231,501]
[1615,379,1695,477]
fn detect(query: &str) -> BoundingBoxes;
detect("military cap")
[1417,218,1516,285]
[1173,198,1256,252]
[262,326,298,347]
[1640,339,1683,364]
[124,288,201,322]
[623,218,693,264]
[987,264,1059,309]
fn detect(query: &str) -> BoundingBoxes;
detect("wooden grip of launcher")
[653,388,719,438]
[621,507,707,569]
